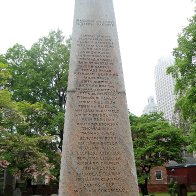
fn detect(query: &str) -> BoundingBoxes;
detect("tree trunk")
[58,89,66,152]
[139,178,149,196]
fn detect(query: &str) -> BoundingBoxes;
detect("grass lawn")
[140,193,196,196]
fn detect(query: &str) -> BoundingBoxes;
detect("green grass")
[188,193,196,196]
[140,193,196,196]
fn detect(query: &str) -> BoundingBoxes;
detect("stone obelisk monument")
[59,0,139,195]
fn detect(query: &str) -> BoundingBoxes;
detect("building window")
[155,171,162,180]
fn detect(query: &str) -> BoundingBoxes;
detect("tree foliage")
[167,14,196,150]
[4,30,70,150]
[0,63,19,131]
[130,113,186,195]
[0,132,53,179]
[0,62,11,88]
[0,30,70,182]
[0,62,57,181]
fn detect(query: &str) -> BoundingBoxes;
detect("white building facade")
[154,56,176,123]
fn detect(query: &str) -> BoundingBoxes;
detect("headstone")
[3,170,15,196]
[192,56,196,65]
[59,0,139,195]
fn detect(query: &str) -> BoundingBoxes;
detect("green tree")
[0,30,70,182]
[188,124,196,151]
[167,14,196,151]
[0,62,58,183]
[0,62,11,88]
[0,63,20,132]
[0,132,52,180]
[129,113,186,196]
[4,30,70,150]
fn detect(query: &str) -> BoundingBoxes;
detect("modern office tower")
[154,55,176,123]
[143,96,157,114]
[155,56,195,158]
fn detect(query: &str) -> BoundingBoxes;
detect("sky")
[0,0,195,116]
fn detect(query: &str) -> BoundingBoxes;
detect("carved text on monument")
[68,32,127,193]
[76,19,115,27]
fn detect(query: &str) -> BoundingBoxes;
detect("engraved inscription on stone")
[59,0,139,195]
[71,33,124,193]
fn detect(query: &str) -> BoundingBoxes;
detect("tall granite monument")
[59,0,139,195]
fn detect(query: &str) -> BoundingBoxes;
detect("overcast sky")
[0,0,195,115]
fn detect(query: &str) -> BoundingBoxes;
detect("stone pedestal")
[59,0,139,195]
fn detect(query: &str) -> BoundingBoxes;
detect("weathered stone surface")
[59,0,139,195]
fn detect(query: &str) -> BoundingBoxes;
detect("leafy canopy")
[167,14,196,150]
[0,132,52,179]
[4,30,70,150]
[130,112,186,195]
[0,30,70,181]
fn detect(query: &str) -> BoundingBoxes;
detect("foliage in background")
[0,132,53,179]
[4,30,70,150]
[0,30,70,183]
[167,14,196,151]
[130,113,186,196]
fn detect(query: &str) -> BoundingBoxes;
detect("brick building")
[148,158,196,193]
[148,166,168,192]
[167,163,196,192]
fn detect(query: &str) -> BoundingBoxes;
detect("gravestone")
[59,0,139,195]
